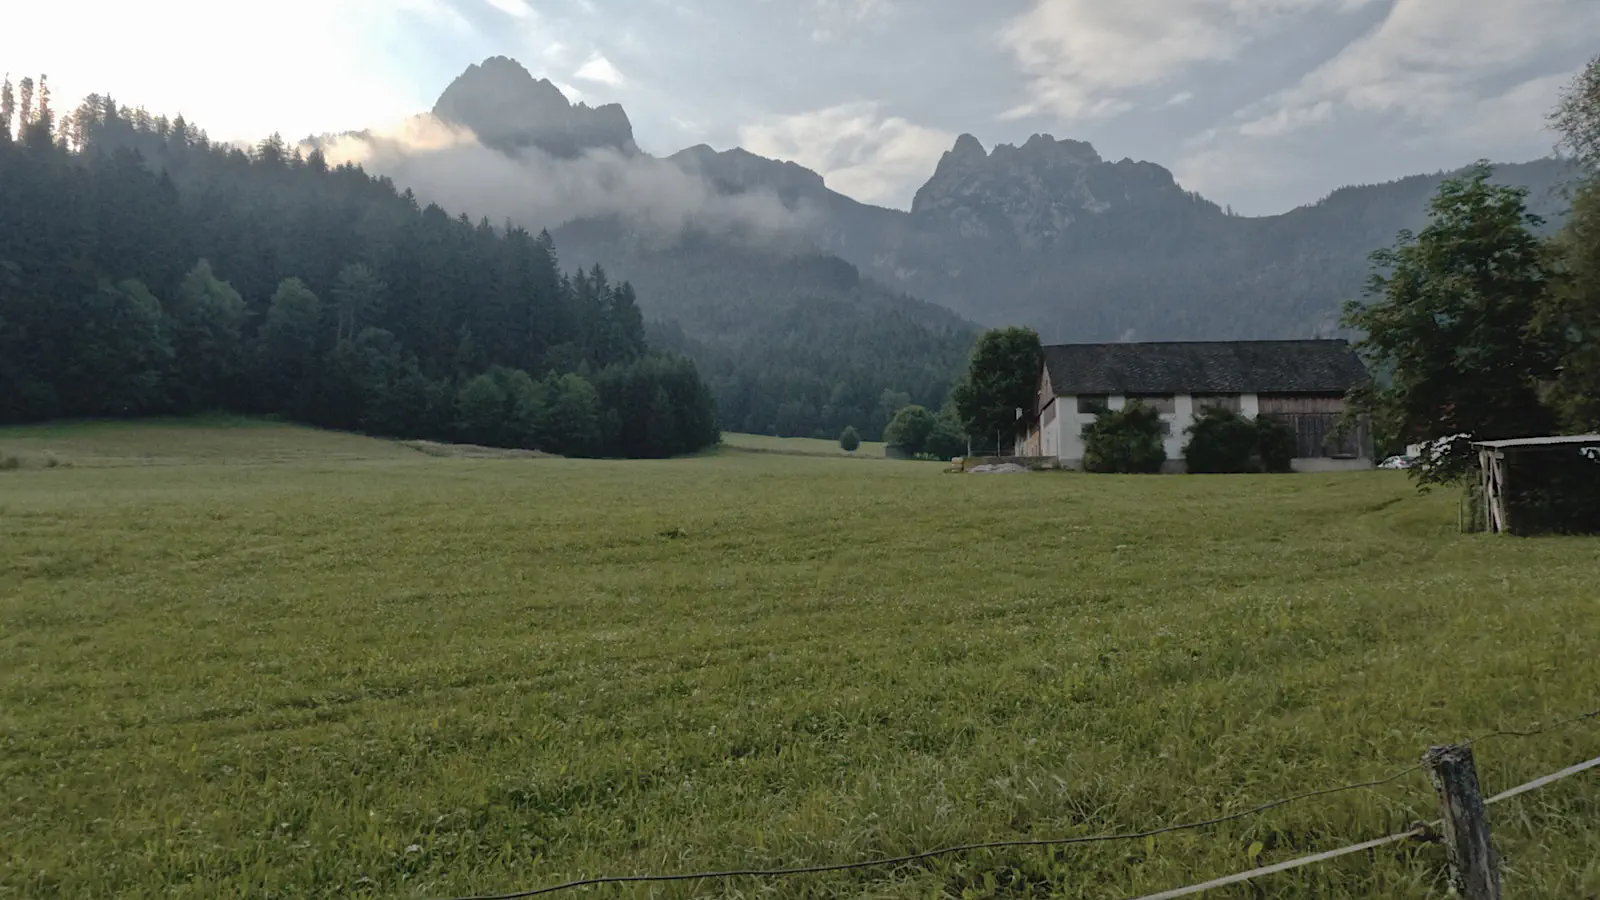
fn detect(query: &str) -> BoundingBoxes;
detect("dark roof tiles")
[1042,340,1369,396]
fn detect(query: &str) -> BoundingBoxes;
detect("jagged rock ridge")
[431,56,637,158]
[416,58,1575,346]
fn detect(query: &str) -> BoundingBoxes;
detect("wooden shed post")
[1478,448,1493,533]
[1478,448,1511,535]
[1425,744,1501,900]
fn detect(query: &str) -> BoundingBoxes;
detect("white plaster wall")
[1056,395,1092,466]
[1291,457,1376,472]
[1165,394,1195,461]
[1041,399,1060,459]
[1047,389,1375,473]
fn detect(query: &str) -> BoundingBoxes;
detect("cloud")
[320,115,807,238]
[998,0,1376,120]
[482,0,534,18]
[1234,0,1600,136]
[809,0,894,40]
[1175,0,1598,213]
[1166,91,1196,107]
[1237,100,1333,137]
[739,102,954,208]
[0,0,468,143]
[573,54,625,87]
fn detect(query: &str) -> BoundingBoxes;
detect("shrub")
[839,426,862,453]
[1256,415,1297,473]
[924,413,968,461]
[0,453,20,471]
[884,405,936,457]
[1184,407,1260,473]
[1083,402,1167,473]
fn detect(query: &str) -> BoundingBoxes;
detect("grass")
[2,421,1599,899]
[720,431,890,458]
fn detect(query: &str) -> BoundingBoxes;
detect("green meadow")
[718,431,890,458]
[2,421,1598,899]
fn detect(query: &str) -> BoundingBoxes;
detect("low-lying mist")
[319,116,814,242]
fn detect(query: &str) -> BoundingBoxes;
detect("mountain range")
[339,56,1577,436]
[424,58,1573,341]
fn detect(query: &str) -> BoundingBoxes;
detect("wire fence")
[441,706,1600,900]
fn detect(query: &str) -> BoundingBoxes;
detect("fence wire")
[438,706,1600,900]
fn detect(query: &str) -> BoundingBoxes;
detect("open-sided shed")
[1474,435,1600,535]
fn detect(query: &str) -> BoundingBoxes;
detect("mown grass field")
[719,431,889,458]
[3,421,1599,899]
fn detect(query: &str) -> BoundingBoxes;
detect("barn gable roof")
[1041,340,1369,396]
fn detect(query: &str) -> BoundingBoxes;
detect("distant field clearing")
[2,421,1598,898]
[719,431,891,457]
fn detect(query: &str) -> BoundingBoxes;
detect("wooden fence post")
[1425,744,1501,899]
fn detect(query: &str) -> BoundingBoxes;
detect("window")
[1077,395,1109,414]
[1194,394,1241,413]
[1126,394,1175,415]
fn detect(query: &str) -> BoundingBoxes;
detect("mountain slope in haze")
[415,57,976,440]
[869,134,1575,341]
[358,57,1575,435]
[669,131,1573,342]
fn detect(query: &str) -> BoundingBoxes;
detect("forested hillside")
[0,78,718,458]
[342,56,978,441]
[553,218,974,439]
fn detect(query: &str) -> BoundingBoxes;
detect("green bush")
[884,405,936,457]
[1256,415,1297,473]
[1184,407,1260,473]
[1083,402,1167,473]
[924,413,968,461]
[839,426,862,453]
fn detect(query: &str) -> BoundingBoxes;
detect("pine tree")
[257,278,324,415]
[17,77,33,131]
[332,263,384,343]
[0,75,14,142]
[34,74,50,131]
[169,260,248,412]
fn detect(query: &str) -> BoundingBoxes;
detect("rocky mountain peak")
[1000,133,1102,167]
[949,133,987,161]
[909,132,1189,248]
[432,56,638,158]
[668,144,827,201]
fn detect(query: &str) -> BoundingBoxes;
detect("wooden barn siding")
[1257,394,1347,414]
[1258,394,1363,458]
[1036,367,1055,415]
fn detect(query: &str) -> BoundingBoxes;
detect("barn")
[1015,339,1373,473]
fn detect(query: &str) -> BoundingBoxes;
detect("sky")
[3,0,1594,215]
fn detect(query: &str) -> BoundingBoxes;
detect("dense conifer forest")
[0,76,720,457]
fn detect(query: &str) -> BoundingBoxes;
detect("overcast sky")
[4,0,1594,214]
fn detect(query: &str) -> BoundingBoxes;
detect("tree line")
[1344,55,1600,484]
[936,59,1600,481]
[0,76,718,458]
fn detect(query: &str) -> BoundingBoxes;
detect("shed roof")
[1041,340,1369,396]
[1473,434,1600,450]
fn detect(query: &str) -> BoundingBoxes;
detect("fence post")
[1424,744,1501,899]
